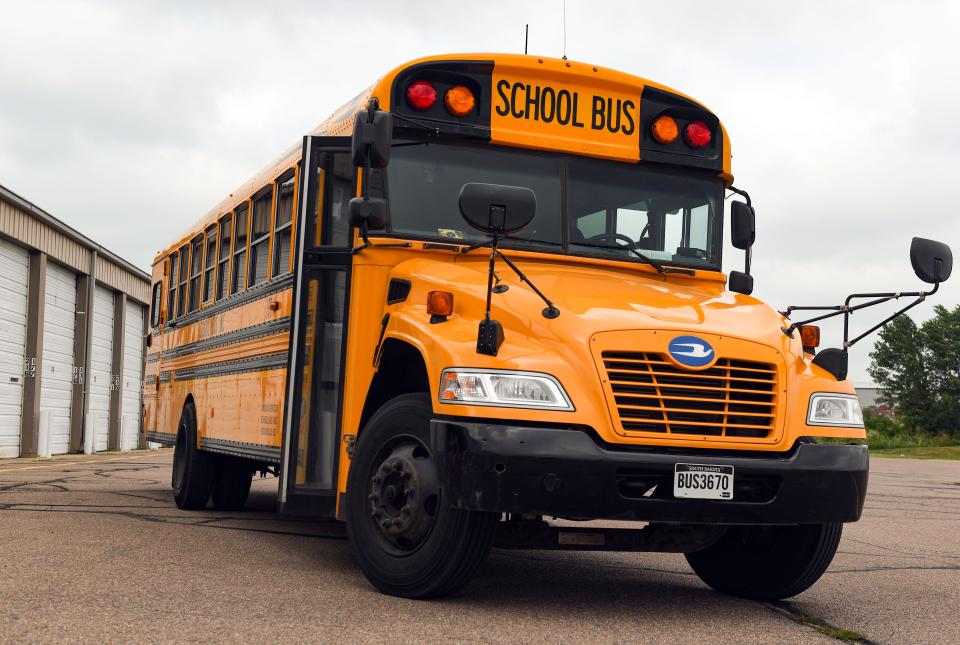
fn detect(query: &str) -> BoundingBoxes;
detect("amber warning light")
[444,85,476,117]
[799,325,821,352]
[427,291,454,317]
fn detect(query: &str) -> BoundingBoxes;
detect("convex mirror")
[910,237,952,284]
[458,183,536,236]
[730,201,755,250]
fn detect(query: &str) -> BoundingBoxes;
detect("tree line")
[868,304,960,436]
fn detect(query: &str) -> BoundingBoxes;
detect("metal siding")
[97,256,150,305]
[121,300,144,450]
[39,262,77,455]
[87,285,114,452]
[0,239,29,458]
[0,202,87,271]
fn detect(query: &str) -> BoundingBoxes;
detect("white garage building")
[0,183,149,458]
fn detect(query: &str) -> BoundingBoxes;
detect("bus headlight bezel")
[439,369,574,411]
[806,393,864,428]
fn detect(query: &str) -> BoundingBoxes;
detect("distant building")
[0,182,149,458]
[855,386,895,417]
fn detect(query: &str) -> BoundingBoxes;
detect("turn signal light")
[799,325,821,351]
[427,290,454,316]
[444,85,476,117]
[406,80,437,111]
[651,115,679,144]
[684,120,712,148]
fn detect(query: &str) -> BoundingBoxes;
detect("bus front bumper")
[430,420,868,525]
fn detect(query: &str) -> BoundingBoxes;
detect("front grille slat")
[601,350,778,440]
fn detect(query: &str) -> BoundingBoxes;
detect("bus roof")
[155,53,730,264]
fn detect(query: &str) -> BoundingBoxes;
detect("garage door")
[0,239,29,458]
[120,300,144,451]
[39,262,76,455]
[87,285,113,452]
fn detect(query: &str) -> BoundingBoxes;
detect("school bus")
[145,53,953,600]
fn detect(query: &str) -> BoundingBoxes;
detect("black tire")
[346,393,498,599]
[171,401,214,510]
[211,456,255,511]
[685,522,843,600]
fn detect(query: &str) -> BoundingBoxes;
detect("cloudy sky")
[1,0,957,382]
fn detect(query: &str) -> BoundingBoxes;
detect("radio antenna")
[525,23,529,54]
[561,0,567,60]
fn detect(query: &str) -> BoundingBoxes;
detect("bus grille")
[601,351,778,439]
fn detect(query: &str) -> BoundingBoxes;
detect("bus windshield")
[383,141,724,270]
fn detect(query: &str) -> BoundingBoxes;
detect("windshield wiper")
[570,240,666,273]
[462,236,563,253]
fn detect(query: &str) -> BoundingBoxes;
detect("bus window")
[188,234,203,312]
[324,153,354,246]
[202,225,217,303]
[662,211,683,256]
[567,158,721,268]
[386,143,561,246]
[216,214,232,300]
[176,243,189,317]
[231,204,248,294]
[248,188,273,286]
[150,282,162,328]
[272,172,295,277]
[166,251,178,321]
[688,204,710,250]
[574,211,606,240]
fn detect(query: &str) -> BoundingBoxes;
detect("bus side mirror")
[349,197,388,230]
[910,237,952,284]
[458,183,537,235]
[729,270,754,296]
[351,110,392,169]
[731,201,755,250]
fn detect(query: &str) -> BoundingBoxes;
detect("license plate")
[674,463,734,500]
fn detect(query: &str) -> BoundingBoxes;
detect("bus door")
[280,136,355,516]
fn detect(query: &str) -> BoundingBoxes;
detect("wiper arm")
[461,236,562,254]
[571,241,666,273]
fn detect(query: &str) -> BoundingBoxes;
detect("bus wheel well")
[358,340,430,433]
[176,394,196,434]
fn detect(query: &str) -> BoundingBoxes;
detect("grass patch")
[786,611,871,643]
[870,445,960,460]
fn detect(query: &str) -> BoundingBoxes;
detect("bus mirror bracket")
[350,100,411,254]
[351,100,392,169]
[728,188,756,295]
[458,182,557,356]
[779,237,952,379]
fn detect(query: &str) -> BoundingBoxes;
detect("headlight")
[807,393,864,427]
[439,369,574,411]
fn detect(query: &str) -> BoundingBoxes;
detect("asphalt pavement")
[0,450,957,643]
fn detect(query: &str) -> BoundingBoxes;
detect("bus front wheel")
[685,522,843,600]
[346,393,498,599]
[211,456,255,511]
[172,401,214,510]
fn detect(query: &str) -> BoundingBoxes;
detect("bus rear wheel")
[685,522,843,600]
[172,401,214,510]
[346,393,498,599]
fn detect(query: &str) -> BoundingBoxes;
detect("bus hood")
[393,255,793,356]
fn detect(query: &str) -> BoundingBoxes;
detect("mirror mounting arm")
[781,282,939,349]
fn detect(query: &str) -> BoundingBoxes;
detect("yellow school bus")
[145,53,953,600]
